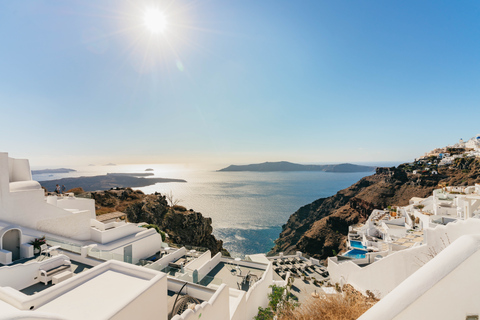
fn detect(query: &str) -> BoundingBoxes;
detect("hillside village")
[413,134,480,172]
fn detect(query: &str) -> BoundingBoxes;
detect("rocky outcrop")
[270,161,480,260]
[89,188,228,256]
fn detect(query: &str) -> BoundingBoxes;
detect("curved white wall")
[359,235,480,320]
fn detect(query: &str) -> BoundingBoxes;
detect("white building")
[328,184,480,300]
[0,152,275,319]
[465,134,480,150]
[359,234,480,320]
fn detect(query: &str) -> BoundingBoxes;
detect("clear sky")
[1,1,480,167]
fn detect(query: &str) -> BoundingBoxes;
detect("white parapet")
[359,234,480,320]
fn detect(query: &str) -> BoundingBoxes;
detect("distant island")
[218,161,376,173]
[107,172,154,177]
[39,174,186,192]
[32,168,77,175]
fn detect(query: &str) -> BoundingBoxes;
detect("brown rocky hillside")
[270,157,480,260]
[86,188,228,256]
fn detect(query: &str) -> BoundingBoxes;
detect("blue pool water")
[343,249,367,259]
[350,240,366,249]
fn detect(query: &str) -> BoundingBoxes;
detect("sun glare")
[143,7,167,34]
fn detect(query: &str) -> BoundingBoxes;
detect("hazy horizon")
[2,1,479,165]
[29,160,406,172]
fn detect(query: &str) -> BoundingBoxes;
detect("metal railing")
[145,264,222,286]
[45,238,82,254]
[168,243,209,253]
[87,247,124,262]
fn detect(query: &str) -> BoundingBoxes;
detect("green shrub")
[141,224,166,241]
[255,285,298,319]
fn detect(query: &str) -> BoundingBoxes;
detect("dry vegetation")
[277,285,377,320]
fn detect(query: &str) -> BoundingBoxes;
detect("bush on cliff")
[172,205,187,212]
[141,224,166,241]
[67,187,84,195]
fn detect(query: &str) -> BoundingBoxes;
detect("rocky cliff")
[88,188,228,256]
[270,157,480,260]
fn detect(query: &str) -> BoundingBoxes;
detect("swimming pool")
[343,249,367,259]
[350,240,366,249]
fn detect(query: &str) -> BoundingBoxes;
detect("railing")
[168,243,209,253]
[45,238,82,254]
[146,264,222,286]
[87,247,124,262]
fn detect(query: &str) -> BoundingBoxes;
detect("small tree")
[165,191,181,207]
[254,285,298,320]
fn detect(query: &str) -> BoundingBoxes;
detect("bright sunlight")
[143,7,167,34]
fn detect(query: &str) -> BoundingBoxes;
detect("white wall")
[56,198,95,218]
[171,284,230,320]
[4,191,92,241]
[111,271,167,320]
[329,245,430,298]
[88,228,161,264]
[329,218,480,298]
[424,218,480,249]
[197,253,222,282]
[0,260,165,312]
[360,235,480,320]
[8,158,32,182]
[90,222,143,244]
[150,247,187,269]
[0,153,93,241]
[0,255,70,290]
[185,250,211,271]
[244,262,273,320]
[229,289,247,320]
[167,278,217,302]
[130,231,162,264]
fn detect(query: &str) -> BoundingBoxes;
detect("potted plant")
[29,236,46,254]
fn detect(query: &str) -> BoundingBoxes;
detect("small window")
[466,315,479,320]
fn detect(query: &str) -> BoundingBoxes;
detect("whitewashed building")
[328,183,480,305]
[0,152,274,320]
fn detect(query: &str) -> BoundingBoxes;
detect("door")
[3,229,20,261]
[123,245,132,264]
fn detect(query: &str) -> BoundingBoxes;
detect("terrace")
[0,254,93,297]
[20,260,91,295]
[205,262,262,291]
[391,230,424,248]
[269,255,328,282]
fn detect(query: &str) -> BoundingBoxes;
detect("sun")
[143,7,167,34]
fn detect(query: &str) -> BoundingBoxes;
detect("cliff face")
[270,159,480,260]
[90,188,228,256]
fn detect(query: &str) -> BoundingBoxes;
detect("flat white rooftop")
[36,269,153,319]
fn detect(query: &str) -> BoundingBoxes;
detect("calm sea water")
[33,163,399,257]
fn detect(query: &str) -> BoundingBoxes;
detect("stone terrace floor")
[205,262,265,291]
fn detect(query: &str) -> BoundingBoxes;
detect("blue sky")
[1,1,480,166]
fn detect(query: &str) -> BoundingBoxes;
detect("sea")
[32,161,402,257]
